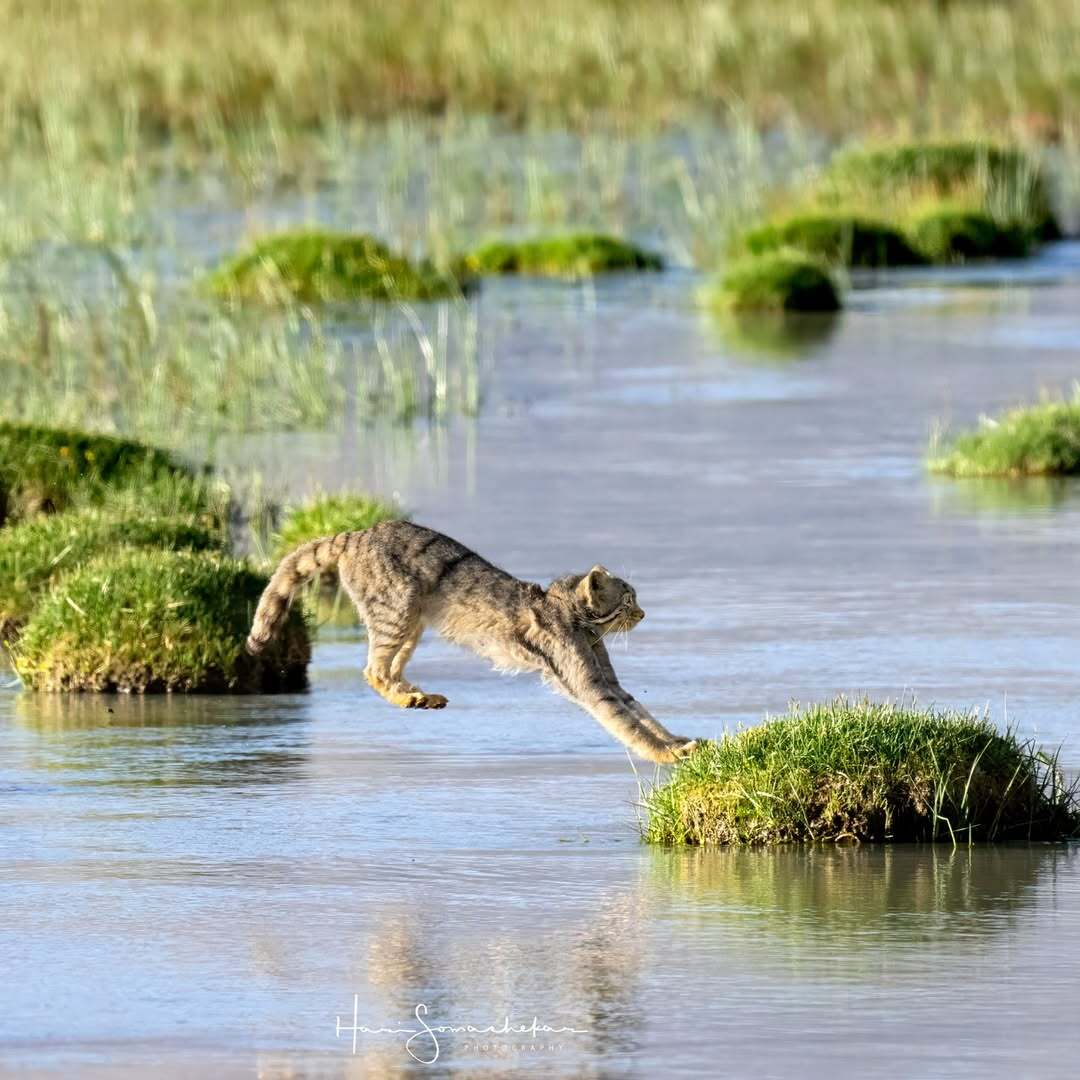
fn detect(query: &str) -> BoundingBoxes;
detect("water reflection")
[927,474,1080,517]
[706,309,840,360]
[12,692,310,788]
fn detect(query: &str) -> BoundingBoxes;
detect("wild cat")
[247,520,699,763]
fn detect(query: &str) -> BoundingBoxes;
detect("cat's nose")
[632,607,645,621]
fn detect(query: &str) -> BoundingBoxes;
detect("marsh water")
[4,248,1080,1077]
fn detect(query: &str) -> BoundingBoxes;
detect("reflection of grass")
[928,474,1077,515]
[649,844,1060,949]
[705,252,841,312]
[708,309,840,360]
[929,394,1080,477]
[645,698,1079,845]
[13,549,310,692]
[462,234,662,277]
[203,231,466,304]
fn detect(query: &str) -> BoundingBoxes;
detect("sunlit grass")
[929,393,1080,477]
[12,549,310,693]
[705,251,841,312]
[644,698,1080,845]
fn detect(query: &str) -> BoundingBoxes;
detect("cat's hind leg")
[362,604,446,710]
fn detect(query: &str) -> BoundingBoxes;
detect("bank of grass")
[645,699,1079,846]
[735,214,925,268]
[907,208,1035,263]
[12,549,310,693]
[0,509,226,642]
[0,421,201,525]
[203,231,466,304]
[823,141,1060,238]
[1,1,1078,139]
[929,395,1080,477]
[462,234,662,277]
[706,252,841,312]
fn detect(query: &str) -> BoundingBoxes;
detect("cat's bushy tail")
[246,534,350,654]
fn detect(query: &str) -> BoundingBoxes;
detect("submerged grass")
[0,509,225,641]
[929,393,1080,477]
[462,234,662,277]
[706,252,841,312]
[203,231,466,304]
[645,699,1080,846]
[12,549,310,693]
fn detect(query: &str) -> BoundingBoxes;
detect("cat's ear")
[578,565,609,603]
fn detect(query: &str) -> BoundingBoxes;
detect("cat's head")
[573,564,645,634]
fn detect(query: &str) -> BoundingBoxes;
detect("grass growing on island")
[0,422,199,525]
[644,699,1079,846]
[706,252,841,313]
[735,214,925,268]
[929,395,1080,477]
[0,509,226,641]
[462,234,663,278]
[907,208,1034,263]
[12,549,310,693]
[203,231,466,304]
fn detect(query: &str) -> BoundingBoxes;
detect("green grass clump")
[0,509,226,641]
[736,214,925,268]
[0,422,197,525]
[645,699,1079,846]
[462,233,663,277]
[203,231,465,304]
[907,208,1034,263]
[708,252,841,312]
[824,141,1060,239]
[12,549,310,693]
[272,493,403,559]
[929,395,1080,477]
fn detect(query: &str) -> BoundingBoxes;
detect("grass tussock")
[462,234,662,278]
[907,207,1034,263]
[735,214,925,268]
[0,509,226,642]
[0,422,196,525]
[645,699,1080,846]
[12,549,310,693]
[707,252,841,313]
[272,493,403,560]
[203,231,466,304]
[929,394,1080,477]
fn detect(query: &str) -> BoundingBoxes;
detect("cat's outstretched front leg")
[591,640,698,757]
[553,642,697,764]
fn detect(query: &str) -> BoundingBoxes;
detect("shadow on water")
[10,692,311,789]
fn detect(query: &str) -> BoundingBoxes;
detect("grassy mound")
[462,233,663,277]
[736,214,925,268]
[708,252,841,313]
[0,422,198,525]
[824,141,1059,237]
[272,493,402,560]
[907,208,1033,263]
[13,549,310,693]
[203,230,464,304]
[0,510,226,641]
[645,699,1079,846]
[929,396,1080,477]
